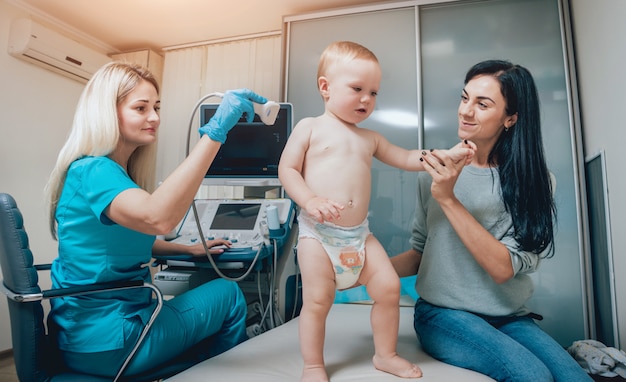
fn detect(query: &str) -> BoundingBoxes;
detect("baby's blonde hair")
[45,61,159,238]
[317,41,379,81]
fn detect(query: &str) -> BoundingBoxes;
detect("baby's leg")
[297,238,337,382]
[359,236,422,378]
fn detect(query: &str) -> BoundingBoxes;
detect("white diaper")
[298,211,370,290]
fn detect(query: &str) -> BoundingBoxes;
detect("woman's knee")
[215,279,247,315]
[202,278,245,302]
[497,358,553,382]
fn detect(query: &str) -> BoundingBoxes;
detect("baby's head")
[317,41,379,81]
[316,41,381,120]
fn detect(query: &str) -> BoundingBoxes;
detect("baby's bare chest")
[309,129,374,158]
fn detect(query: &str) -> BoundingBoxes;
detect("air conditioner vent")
[8,18,111,83]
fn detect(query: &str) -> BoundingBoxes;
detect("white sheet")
[167,303,494,381]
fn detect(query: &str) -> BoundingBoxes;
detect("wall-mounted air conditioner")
[8,18,111,83]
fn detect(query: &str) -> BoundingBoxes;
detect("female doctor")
[45,62,267,378]
[392,60,592,381]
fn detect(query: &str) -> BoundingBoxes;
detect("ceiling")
[12,0,390,53]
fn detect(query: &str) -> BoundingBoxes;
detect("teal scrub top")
[50,156,157,353]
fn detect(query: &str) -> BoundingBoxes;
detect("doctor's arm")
[108,89,267,236]
[152,238,232,257]
[109,136,222,236]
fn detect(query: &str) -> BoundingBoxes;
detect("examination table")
[166,301,495,381]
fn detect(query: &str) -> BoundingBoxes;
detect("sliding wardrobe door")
[420,0,586,346]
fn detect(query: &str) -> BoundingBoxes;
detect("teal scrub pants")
[62,278,248,378]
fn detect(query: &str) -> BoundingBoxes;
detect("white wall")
[570,0,626,350]
[0,1,86,351]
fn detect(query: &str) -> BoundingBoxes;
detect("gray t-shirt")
[411,165,542,317]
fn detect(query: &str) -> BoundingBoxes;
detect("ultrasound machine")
[153,99,301,337]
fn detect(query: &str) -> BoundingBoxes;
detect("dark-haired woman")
[392,60,591,382]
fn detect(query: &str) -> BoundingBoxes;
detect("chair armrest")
[43,279,145,299]
[1,279,146,303]
[34,264,51,271]
[32,263,146,298]
[1,277,163,382]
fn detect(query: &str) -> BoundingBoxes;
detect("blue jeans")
[413,299,592,382]
[63,278,248,377]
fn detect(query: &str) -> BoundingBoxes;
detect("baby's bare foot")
[373,354,423,378]
[301,365,329,382]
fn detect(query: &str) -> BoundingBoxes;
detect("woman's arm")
[108,90,267,236]
[390,248,422,278]
[437,197,514,283]
[421,153,514,284]
[108,136,222,235]
[152,238,232,257]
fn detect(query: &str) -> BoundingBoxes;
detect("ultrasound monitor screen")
[210,203,261,230]
[200,103,292,179]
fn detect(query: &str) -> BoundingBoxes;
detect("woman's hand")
[187,238,233,257]
[420,149,466,204]
[199,89,268,143]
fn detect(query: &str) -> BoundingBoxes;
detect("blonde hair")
[317,41,379,81]
[45,61,159,238]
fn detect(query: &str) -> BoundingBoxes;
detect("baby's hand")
[448,139,476,165]
[305,197,344,223]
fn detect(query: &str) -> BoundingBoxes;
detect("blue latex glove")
[199,89,268,143]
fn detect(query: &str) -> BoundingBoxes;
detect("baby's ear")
[318,76,330,98]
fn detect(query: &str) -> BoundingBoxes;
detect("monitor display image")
[200,103,292,186]
[209,203,262,231]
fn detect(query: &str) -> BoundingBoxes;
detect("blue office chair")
[0,192,196,381]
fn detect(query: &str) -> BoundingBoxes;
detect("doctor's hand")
[199,89,268,143]
[188,238,232,257]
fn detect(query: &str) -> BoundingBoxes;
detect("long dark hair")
[465,60,556,257]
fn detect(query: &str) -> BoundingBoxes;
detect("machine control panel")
[172,198,294,251]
